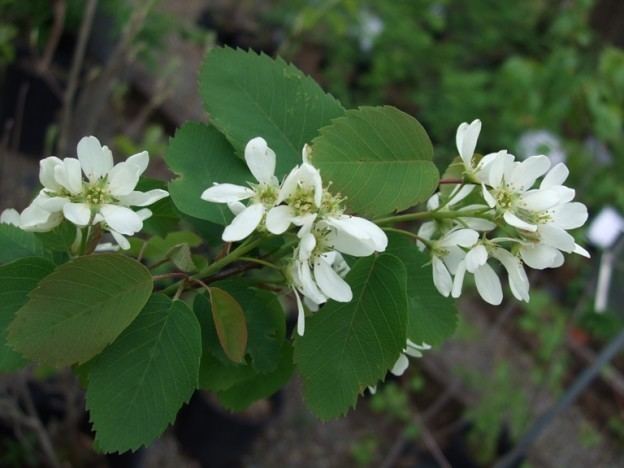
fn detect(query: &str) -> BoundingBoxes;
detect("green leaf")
[386,234,457,346]
[36,221,77,252]
[217,343,294,411]
[209,287,248,364]
[86,295,201,453]
[167,244,197,273]
[0,257,55,372]
[194,293,254,391]
[200,47,345,176]
[310,106,439,217]
[141,230,202,261]
[0,224,48,264]
[214,280,286,373]
[165,122,250,224]
[294,254,408,419]
[8,254,153,367]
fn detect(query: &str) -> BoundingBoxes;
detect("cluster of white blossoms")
[201,137,388,335]
[421,119,590,305]
[0,136,168,249]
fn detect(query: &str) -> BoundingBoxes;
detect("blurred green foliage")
[271,0,624,210]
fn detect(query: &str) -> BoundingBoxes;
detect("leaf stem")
[382,227,432,248]
[239,256,281,270]
[374,208,492,225]
[160,237,262,295]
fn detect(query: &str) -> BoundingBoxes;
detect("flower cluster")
[201,137,388,335]
[1,136,168,249]
[420,120,590,305]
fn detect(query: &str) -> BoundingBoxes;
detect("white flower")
[369,340,431,394]
[456,119,482,175]
[429,228,479,297]
[417,187,495,247]
[390,340,431,376]
[201,137,279,242]
[19,136,168,248]
[265,144,323,235]
[453,243,530,305]
[517,162,590,268]
[480,153,572,232]
[290,231,352,336]
[320,215,388,257]
[0,209,20,226]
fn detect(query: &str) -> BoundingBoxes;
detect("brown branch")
[37,0,66,73]
[58,0,98,153]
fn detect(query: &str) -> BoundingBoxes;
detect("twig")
[58,0,98,154]
[37,0,66,73]
[74,0,157,137]
[415,410,452,468]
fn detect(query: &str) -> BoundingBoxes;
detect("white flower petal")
[538,224,575,252]
[201,183,254,204]
[474,263,503,305]
[77,136,114,181]
[520,244,560,269]
[63,202,92,226]
[110,229,131,250]
[293,288,306,336]
[520,188,561,212]
[136,208,152,221]
[39,156,63,191]
[552,202,588,230]
[440,228,479,248]
[222,203,264,242]
[504,211,537,232]
[510,155,551,190]
[492,248,529,302]
[465,245,488,273]
[432,256,452,297]
[277,163,323,207]
[100,204,143,235]
[37,195,69,212]
[487,151,514,188]
[227,201,246,215]
[298,261,327,305]
[390,353,409,377]
[540,162,569,189]
[451,261,466,298]
[462,217,497,231]
[0,208,20,226]
[448,184,475,206]
[482,184,497,208]
[456,119,481,166]
[573,243,591,258]
[314,257,353,302]
[298,232,317,262]
[54,158,83,195]
[107,161,141,197]
[126,151,149,176]
[117,189,169,207]
[266,205,295,235]
[332,216,388,251]
[443,245,466,274]
[245,137,276,185]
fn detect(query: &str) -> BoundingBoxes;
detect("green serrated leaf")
[214,280,286,373]
[86,295,201,453]
[209,287,248,364]
[8,254,153,367]
[200,47,345,176]
[0,224,48,264]
[165,122,250,224]
[217,343,294,411]
[311,106,440,217]
[0,257,55,372]
[294,254,408,419]
[386,233,458,346]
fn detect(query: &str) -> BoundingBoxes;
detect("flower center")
[320,189,345,217]
[253,184,278,207]
[494,185,519,210]
[83,181,113,206]
[288,185,317,216]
